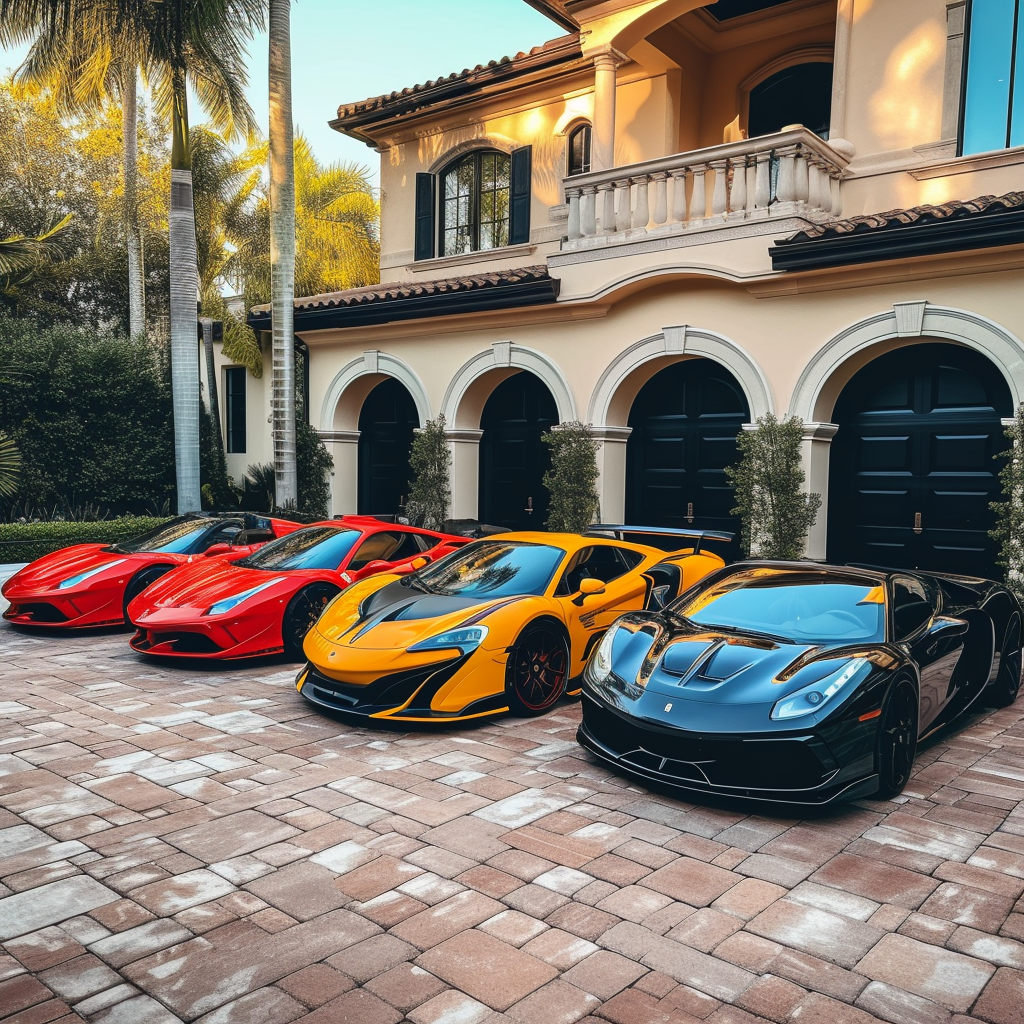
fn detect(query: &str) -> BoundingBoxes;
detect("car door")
[555,544,649,673]
[892,575,965,734]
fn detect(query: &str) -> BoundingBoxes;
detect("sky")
[0,0,560,185]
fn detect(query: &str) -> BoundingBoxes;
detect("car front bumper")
[577,690,879,805]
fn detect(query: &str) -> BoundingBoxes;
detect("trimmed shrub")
[297,421,333,518]
[542,422,600,533]
[991,404,1024,600]
[405,416,451,530]
[0,516,170,563]
[726,414,821,559]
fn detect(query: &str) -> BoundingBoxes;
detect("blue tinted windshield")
[676,572,885,643]
[415,540,565,598]
[240,528,361,571]
[113,517,213,554]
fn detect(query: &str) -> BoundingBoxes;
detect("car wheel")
[874,677,919,799]
[505,621,569,716]
[986,614,1022,708]
[283,584,338,660]
[122,566,173,622]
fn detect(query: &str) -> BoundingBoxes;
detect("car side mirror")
[358,559,392,576]
[203,543,233,557]
[572,577,606,605]
[410,556,429,570]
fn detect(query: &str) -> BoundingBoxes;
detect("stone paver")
[1,620,1024,1023]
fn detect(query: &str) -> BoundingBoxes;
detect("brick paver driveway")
[1,622,1024,1024]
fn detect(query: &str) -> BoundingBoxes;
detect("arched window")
[961,0,1023,154]
[747,62,833,139]
[440,150,511,256]
[567,123,592,176]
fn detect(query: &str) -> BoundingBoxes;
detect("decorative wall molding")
[320,351,431,431]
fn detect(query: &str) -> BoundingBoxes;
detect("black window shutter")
[414,172,436,260]
[509,146,532,245]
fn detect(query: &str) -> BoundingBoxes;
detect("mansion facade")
[219,0,1024,579]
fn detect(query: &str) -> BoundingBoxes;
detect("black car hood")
[360,579,490,621]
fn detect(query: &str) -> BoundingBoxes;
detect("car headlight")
[56,559,127,590]
[586,627,618,686]
[770,658,871,720]
[205,579,277,616]
[409,625,488,655]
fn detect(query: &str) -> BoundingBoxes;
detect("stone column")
[318,430,360,517]
[446,428,483,520]
[800,422,838,559]
[593,49,625,172]
[592,426,633,524]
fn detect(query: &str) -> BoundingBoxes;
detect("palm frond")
[0,431,22,499]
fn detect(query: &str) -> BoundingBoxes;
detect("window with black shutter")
[225,367,247,454]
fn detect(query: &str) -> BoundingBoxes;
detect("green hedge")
[0,517,170,563]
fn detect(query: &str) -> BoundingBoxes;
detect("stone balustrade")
[562,128,852,251]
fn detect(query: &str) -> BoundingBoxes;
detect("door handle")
[686,502,694,524]
[524,496,533,514]
[913,512,923,535]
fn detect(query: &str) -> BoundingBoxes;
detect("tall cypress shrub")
[405,415,451,529]
[542,422,600,532]
[726,413,821,559]
[991,404,1024,600]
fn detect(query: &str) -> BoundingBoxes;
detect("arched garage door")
[626,359,749,536]
[357,378,418,516]
[827,343,1011,577]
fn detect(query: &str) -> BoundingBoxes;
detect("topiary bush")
[542,421,600,533]
[991,403,1024,600]
[726,413,821,559]
[405,415,451,530]
[296,421,334,518]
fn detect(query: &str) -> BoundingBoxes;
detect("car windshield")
[110,517,213,554]
[238,527,361,571]
[673,570,886,643]
[412,540,565,598]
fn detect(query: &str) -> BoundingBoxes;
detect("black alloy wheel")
[506,622,569,716]
[283,584,339,660]
[122,565,173,622]
[875,677,919,799]
[987,615,1023,708]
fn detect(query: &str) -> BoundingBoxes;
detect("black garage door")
[828,343,1011,577]
[479,372,558,531]
[626,359,749,536]
[358,378,418,516]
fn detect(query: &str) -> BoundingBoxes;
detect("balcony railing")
[562,128,852,251]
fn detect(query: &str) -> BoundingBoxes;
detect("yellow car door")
[555,543,651,677]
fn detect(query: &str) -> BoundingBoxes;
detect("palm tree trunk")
[122,64,145,340]
[201,316,220,428]
[269,0,297,508]
[169,64,201,513]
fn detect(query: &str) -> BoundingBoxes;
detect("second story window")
[961,0,1023,155]
[441,151,510,256]
[567,124,592,176]
[414,145,532,261]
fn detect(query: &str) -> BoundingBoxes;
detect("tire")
[874,677,919,799]
[283,584,339,660]
[986,614,1022,708]
[122,565,174,621]
[505,621,570,716]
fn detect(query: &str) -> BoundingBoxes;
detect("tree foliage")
[0,313,174,514]
[406,416,451,530]
[726,413,821,559]
[296,420,333,518]
[0,431,21,498]
[991,404,1024,600]
[542,422,600,532]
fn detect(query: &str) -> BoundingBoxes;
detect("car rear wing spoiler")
[585,525,735,554]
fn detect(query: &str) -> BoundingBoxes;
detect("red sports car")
[126,518,468,660]
[2,513,304,629]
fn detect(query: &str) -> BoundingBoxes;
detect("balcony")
[561,128,853,253]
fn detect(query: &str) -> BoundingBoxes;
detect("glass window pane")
[962,0,1016,154]
[1012,13,1024,147]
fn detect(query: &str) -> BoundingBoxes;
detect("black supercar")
[577,561,1023,805]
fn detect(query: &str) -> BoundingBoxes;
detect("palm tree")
[2,3,147,338]
[1,1,263,514]
[269,0,296,507]
[0,432,20,499]
[0,214,71,282]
